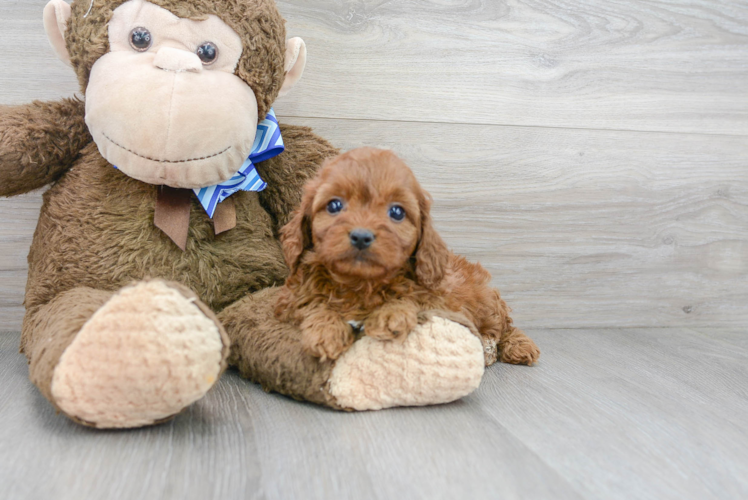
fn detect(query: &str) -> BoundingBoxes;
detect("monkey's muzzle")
[85,50,259,189]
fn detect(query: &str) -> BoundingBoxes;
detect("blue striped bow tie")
[195,108,284,218]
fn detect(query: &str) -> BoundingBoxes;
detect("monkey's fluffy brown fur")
[275,148,540,365]
[0,0,341,423]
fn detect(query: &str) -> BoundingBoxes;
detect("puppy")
[275,147,540,365]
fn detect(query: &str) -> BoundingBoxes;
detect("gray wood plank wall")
[1,0,747,331]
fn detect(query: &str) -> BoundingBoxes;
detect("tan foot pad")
[51,281,224,428]
[328,316,485,411]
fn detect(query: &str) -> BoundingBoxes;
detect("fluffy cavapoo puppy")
[275,147,540,365]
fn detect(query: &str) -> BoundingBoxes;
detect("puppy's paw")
[365,303,418,341]
[499,331,540,366]
[301,320,354,362]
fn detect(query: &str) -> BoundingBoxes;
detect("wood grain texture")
[475,326,748,500]
[2,327,747,500]
[0,331,583,500]
[0,192,40,329]
[2,119,746,330]
[0,1,79,104]
[2,1,748,135]
[274,0,748,135]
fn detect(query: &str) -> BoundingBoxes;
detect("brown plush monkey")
[0,0,488,428]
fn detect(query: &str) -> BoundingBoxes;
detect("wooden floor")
[1,0,747,499]
[2,327,747,500]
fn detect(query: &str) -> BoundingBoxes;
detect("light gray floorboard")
[0,331,582,500]
[689,326,748,350]
[476,327,748,500]
[2,328,746,500]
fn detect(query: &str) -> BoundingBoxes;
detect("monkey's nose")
[350,229,375,250]
[153,47,203,73]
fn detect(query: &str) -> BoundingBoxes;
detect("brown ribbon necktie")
[154,186,236,250]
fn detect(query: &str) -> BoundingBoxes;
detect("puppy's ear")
[280,180,317,274]
[415,192,449,288]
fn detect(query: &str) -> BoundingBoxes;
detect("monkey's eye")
[388,205,406,222]
[327,199,344,215]
[129,27,152,52]
[196,42,218,65]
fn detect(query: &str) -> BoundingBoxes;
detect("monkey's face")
[83,0,259,188]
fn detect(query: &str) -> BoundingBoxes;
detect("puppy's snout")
[350,228,375,250]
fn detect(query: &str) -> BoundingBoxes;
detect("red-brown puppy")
[276,147,540,365]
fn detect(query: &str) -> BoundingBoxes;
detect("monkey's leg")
[220,288,485,411]
[22,280,229,428]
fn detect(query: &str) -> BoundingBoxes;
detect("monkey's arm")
[0,98,91,197]
[255,124,338,233]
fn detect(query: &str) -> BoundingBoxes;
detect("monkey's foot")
[50,280,229,428]
[328,316,485,410]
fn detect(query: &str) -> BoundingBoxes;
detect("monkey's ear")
[277,38,307,98]
[43,0,72,67]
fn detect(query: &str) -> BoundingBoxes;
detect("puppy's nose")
[350,228,375,250]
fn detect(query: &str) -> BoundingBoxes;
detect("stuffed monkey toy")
[0,0,489,429]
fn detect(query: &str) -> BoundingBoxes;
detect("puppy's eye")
[388,205,406,222]
[130,27,152,52]
[327,199,344,214]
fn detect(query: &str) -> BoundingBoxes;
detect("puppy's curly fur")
[276,147,540,365]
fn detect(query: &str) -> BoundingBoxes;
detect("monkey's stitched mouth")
[102,132,232,164]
